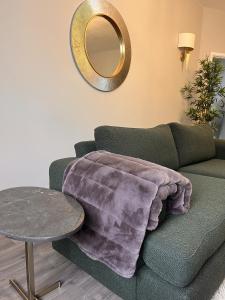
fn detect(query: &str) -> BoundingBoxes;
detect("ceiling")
[201,0,225,11]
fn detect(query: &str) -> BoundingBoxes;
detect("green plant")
[181,57,225,130]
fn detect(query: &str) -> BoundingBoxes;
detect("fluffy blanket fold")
[63,151,192,278]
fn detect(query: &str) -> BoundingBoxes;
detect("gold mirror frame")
[70,0,131,92]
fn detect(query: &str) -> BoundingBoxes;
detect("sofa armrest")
[49,157,76,191]
[215,139,225,160]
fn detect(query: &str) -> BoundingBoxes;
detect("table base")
[9,241,61,300]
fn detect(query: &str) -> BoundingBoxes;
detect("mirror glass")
[85,16,122,77]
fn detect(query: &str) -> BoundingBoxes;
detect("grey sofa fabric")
[137,241,225,300]
[169,123,216,167]
[74,140,96,158]
[49,157,75,191]
[215,139,225,160]
[95,125,179,170]
[142,172,225,287]
[179,158,225,179]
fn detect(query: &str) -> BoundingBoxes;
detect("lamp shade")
[178,33,195,49]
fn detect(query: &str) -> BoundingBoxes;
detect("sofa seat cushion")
[179,159,225,179]
[142,172,225,287]
[169,123,215,167]
[94,125,179,170]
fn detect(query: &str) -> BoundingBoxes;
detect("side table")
[0,187,84,300]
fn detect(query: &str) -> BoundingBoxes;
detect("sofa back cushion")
[74,141,97,157]
[169,123,215,167]
[94,125,179,170]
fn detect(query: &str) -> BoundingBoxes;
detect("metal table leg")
[9,279,28,300]
[9,241,61,300]
[25,242,35,300]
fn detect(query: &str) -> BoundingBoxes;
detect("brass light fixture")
[70,0,131,92]
[178,33,196,70]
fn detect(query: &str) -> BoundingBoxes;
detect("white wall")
[0,0,203,189]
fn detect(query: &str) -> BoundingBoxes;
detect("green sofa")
[49,123,225,300]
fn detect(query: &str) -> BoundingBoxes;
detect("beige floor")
[0,236,121,300]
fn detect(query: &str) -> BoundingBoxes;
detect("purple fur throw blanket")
[62,151,192,278]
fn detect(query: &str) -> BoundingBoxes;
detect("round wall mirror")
[85,16,122,78]
[70,0,131,92]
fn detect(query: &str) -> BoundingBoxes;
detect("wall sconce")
[178,33,196,70]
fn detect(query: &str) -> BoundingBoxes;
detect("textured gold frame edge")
[70,0,131,92]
